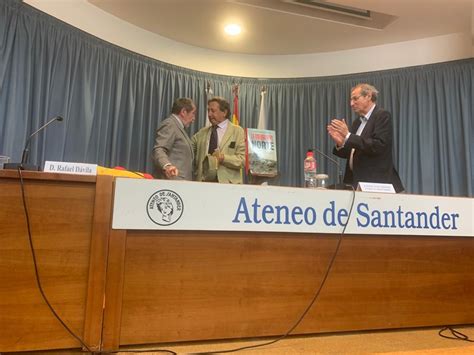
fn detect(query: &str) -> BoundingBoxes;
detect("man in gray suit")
[152,98,196,180]
[192,97,245,183]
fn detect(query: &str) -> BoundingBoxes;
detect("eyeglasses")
[350,95,362,101]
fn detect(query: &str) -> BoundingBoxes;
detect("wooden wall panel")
[117,232,474,346]
[102,229,128,351]
[0,171,98,352]
[83,174,114,351]
[2,171,473,352]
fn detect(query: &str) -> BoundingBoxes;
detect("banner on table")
[112,179,473,237]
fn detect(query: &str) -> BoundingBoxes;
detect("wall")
[25,0,473,78]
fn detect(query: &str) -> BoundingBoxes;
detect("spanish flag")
[232,86,239,126]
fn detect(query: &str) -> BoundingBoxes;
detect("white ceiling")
[87,0,473,55]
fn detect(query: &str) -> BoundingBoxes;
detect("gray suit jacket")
[152,115,194,180]
[192,121,245,183]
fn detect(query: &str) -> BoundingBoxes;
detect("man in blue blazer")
[152,98,196,180]
[192,97,245,183]
[327,83,404,192]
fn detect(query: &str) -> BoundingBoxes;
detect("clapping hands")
[327,118,349,147]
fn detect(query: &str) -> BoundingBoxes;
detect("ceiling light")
[224,24,241,36]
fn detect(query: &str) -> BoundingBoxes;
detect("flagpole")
[232,84,240,126]
[257,86,267,130]
[205,81,213,127]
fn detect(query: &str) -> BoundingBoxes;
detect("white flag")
[205,84,213,127]
[257,90,267,130]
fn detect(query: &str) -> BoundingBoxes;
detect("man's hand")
[327,127,344,147]
[212,150,224,164]
[327,118,347,147]
[164,165,179,179]
[330,118,349,136]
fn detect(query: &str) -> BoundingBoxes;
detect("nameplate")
[44,161,97,176]
[357,182,395,193]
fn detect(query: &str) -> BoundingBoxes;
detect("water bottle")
[304,149,317,188]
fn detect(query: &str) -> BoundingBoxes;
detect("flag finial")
[232,84,239,97]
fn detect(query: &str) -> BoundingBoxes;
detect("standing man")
[192,96,245,183]
[152,97,196,180]
[327,83,404,192]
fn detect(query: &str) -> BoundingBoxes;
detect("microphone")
[312,147,346,189]
[4,115,64,171]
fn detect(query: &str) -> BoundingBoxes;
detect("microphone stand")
[4,116,64,171]
[313,147,346,190]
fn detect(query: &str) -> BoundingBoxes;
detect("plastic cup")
[315,174,329,189]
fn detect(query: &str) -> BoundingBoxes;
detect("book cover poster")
[246,128,278,177]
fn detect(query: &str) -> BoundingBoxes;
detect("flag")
[257,87,267,130]
[232,84,243,180]
[205,81,213,127]
[232,85,239,126]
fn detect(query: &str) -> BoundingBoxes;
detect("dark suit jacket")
[152,115,193,180]
[333,106,404,192]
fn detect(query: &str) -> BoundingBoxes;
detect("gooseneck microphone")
[312,147,345,189]
[4,115,64,171]
[21,115,63,166]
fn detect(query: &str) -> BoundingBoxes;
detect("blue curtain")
[1,0,472,196]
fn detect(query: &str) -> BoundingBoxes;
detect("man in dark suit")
[152,98,196,180]
[327,83,404,192]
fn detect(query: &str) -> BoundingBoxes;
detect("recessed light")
[224,24,241,36]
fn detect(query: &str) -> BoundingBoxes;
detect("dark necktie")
[208,125,218,154]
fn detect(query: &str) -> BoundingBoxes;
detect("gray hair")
[352,83,379,102]
[171,97,195,114]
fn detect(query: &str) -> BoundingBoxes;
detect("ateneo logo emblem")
[146,189,184,226]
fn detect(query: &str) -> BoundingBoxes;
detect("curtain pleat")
[0,0,472,196]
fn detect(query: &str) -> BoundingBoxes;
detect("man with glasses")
[327,83,404,192]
